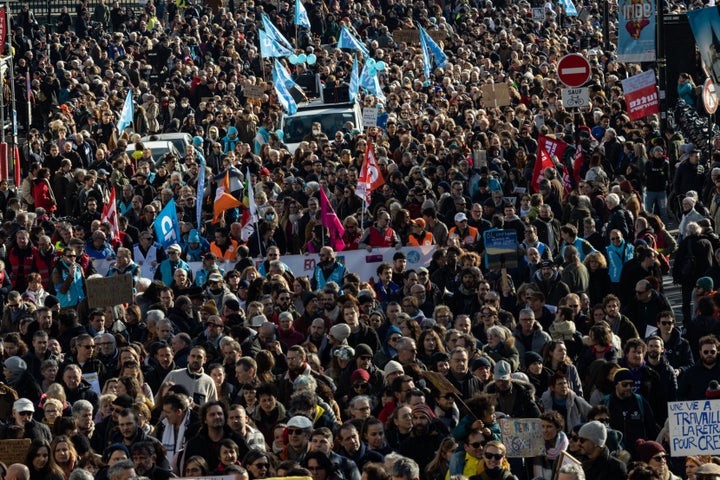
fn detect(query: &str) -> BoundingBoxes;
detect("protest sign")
[481,83,512,108]
[86,274,134,308]
[484,230,518,270]
[0,439,31,466]
[243,84,267,99]
[668,399,720,456]
[622,70,659,121]
[554,451,582,479]
[362,107,378,127]
[500,418,545,457]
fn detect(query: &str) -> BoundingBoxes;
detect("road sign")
[562,87,590,108]
[704,78,718,114]
[557,54,592,87]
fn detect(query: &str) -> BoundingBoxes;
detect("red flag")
[355,143,385,205]
[0,8,6,57]
[573,146,584,184]
[319,187,346,252]
[537,135,567,161]
[213,170,242,223]
[531,143,556,192]
[101,187,120,240]
[561,164,573,197]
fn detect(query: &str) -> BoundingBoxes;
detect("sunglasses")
[660,320,674,326]
[253,463,269,469]
[287,428,306,435]
[651,454,668,462]
[484,452,503,461]
[468,442,484,448]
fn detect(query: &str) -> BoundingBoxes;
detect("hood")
[228,126,238,136]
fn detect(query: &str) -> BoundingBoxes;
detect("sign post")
[557,54,592,87]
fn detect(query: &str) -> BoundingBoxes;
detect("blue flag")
[349,56,359,103]
[294,0,311,28]
[419,30,431,79]
[117,89,134,135]
[559,0,578,16]
[262,13,293,50]
[196,150,205,230]
[337,25,369,56]
[273,59,300,90]
[359,59,385,103]
[272,64,298,115]
[259,29,293,58]
[419,26,447,71]
[154,198,182,249]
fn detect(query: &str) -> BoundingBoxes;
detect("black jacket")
[582,446,627,480]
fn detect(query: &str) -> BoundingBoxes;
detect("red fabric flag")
[101,187,120,240]
[531,142,556,192]
[319,187,346,252]
[355,143,385,205]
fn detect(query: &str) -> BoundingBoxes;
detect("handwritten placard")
[0,439,32,466]
[86,274,134,308]
[244,84,267,99]
[500,418,545,457]
[668,399,720,456]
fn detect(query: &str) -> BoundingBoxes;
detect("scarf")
[161,413,189,461]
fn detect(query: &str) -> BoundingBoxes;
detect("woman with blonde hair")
[583,251,611,308]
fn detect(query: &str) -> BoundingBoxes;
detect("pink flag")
[319,187,346,252]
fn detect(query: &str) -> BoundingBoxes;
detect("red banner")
[537,135,567,162]
[0,8,5,56]
[622,70,659,121]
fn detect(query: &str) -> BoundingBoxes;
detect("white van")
[281,102,363,154]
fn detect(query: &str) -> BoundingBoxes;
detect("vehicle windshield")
[283,112,357,143]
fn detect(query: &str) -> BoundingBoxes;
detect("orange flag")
[213,171,242,223]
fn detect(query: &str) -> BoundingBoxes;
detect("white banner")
[668,399,720,456]
[94,246,437,284]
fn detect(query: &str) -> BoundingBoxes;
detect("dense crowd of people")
[3,1,720,480]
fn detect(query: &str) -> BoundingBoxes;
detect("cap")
[383,360,404,379]
[613,368,634,385]
[239,279,250,289]
[97,169,110,176]
[697,464,720,475]
[287,415,313,430]
[166,244,182,253]
[13,398,34,413]
[454,212,468,222]
[208,273,223,283]
[329,323,351,342]
[539,260,554,268]
[350,368,371,384]
[493,360,511,381]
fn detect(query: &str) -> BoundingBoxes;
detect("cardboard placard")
[86,274,134,308]
[362,107,378,127]
[668,399,720,456]
[554,451,583,479]
[500,418,545,458]
[0,439,32,466]
[392,29,420,44]
[481,83,512,107]
[244,84,267,99]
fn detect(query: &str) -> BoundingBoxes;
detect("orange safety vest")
[448,225,479,246]
[407,231,434,246]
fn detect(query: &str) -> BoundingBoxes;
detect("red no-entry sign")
[557,54,592,88]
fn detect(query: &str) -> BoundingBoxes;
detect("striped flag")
[101,187,120,241]
[241,168,258,241]
[213,170,242,223]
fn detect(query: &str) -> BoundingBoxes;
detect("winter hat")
[578,421,607,448]
[112,394,134,409]
[706,380,720,399]
[329,323,351,342]
[493,360,511,381]
[225,298,241,312]
[103,444,130,464]
[619,180,633,193]
[525,351,543,367]
[697,277,714,292]
[44,295,60,309]
[635,439,666,463]
[471,356,492,370]
[4,356,27,376]
[383,360,404,379]
[612,368,634,385]
[333,346,355,361]
[350,369,371,384]
[202,300,218,315]
[354,344,373,358]
[411,403,435,419]
[188,229,201,243]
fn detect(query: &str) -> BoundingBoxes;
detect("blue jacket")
[54,259,86,308]
[606,240,634,282]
